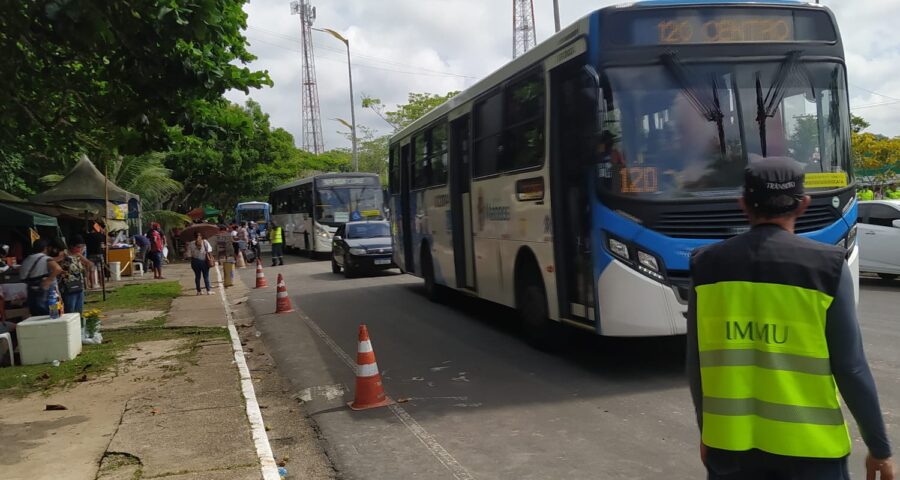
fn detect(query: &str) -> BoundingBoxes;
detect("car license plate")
[374,258,391,265]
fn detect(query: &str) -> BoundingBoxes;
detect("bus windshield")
[237,207,268,223]
[315,186,382,225]
[596,60,851,199]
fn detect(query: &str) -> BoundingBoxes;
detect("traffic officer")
[687,157,893,479]
[269,220,284,267]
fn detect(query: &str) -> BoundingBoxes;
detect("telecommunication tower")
[291,0,325,154]
[513,0,537,58]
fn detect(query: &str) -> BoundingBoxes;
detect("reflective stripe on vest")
[696,281,851,458]
[272,227,283,244]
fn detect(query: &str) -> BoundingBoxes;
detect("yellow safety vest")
[693,226,851,459]
[272,226,283,244]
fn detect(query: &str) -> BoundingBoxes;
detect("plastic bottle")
[48,288,60,319]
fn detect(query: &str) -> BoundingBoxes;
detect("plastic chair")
[133,261,144,277]
[0,332,13,367]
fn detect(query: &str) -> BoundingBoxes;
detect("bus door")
[550,62,597,324]
[400,143,415,272]
[449,114,476,289]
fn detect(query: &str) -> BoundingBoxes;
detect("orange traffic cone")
[275,273,294,314]
[255,260,268,289]
[348,324,394,411]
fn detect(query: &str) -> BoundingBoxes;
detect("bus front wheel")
[518,272,560,351]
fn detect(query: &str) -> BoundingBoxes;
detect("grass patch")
[0,325,229,397]
[85,281,181,312]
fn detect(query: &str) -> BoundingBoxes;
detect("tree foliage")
[0,0,271,188]
[362,91,459,131]
[851,114,899,189]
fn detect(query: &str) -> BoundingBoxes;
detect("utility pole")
[513,0,537,59]
[291,0,325,154]
[553,0,561,33]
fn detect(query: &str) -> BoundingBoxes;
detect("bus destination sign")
[610,8,836,46]
[657,17,792,44]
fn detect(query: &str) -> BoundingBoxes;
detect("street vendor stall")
[0,202,61,322]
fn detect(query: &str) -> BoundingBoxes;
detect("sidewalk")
[0,262,277,480]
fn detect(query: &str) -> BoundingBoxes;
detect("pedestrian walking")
[58,236,93,318]
[237,222,250,259]
[687,158,894,480]
[248,221,262,261]
[215,224,231,261]
[20,238,64,316]
[270,220,284,266]
[148,222,167,279]
[185,232,213,295]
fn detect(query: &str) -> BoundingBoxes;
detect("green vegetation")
[0,325,228,397]
[86,281,182,312]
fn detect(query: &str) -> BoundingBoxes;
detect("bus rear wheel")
[422,248,444,302]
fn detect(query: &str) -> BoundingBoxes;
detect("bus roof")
[236,201,270,207]
[271,172,380,193]
[391,0,823,144]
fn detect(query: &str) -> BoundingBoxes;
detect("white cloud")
[226,0,900,150]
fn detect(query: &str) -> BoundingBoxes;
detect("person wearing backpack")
[58,236,94,318]
[20,239,64,316]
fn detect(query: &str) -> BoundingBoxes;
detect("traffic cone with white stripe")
[255,260,268,289]
[348,324,394,411]
[274,273,294,314]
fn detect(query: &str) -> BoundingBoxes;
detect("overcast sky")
[226,0,900,151]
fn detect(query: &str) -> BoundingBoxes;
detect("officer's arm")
[686,281,703,432]
[828,263,892,460]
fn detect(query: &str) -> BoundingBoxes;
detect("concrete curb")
[216,265,281,480]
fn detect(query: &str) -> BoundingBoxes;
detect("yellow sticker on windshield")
[805,173,848,189]
[362,210,381,218]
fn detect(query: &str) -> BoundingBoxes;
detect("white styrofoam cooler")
[17,313,82,365]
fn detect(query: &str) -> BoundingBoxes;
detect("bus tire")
[517,261,560,351]
[421,246,444,302]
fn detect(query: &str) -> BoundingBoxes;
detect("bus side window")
[474,91,503,177]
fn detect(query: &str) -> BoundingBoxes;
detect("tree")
[362,91,460,131]
[851,115,900,192]
[0,0,271,188]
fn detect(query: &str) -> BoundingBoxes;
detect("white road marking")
[215,266,281,480]
[295,384,347,402]
[297,309,476,480]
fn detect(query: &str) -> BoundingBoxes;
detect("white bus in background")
[269,173,384,255]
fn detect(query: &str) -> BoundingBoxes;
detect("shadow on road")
[860,277,899,292]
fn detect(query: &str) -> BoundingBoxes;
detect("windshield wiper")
[660,52,727,159]
[755,50,803,157]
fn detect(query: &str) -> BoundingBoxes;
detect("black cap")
[744,155,805,215]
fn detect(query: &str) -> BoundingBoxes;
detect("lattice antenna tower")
[291,0,325,154]
[513,0,537,58]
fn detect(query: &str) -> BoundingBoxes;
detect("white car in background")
[857,200,900,281]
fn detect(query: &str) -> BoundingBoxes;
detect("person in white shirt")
[185,232,213,295]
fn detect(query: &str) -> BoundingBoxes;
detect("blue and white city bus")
[270,173,384,255]
[235,201,271,237]
[389,0,858,343]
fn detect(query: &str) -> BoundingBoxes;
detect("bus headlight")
[638,251,659,272]
[316,225,331,239]
[608,238,630,260]
[846,224,857,248]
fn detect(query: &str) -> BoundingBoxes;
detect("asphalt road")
[238,255,899,480]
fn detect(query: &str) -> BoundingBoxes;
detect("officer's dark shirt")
[687,224,892,460]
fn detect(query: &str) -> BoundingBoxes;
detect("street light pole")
[552,0,561,32]
[315,28,358,172]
